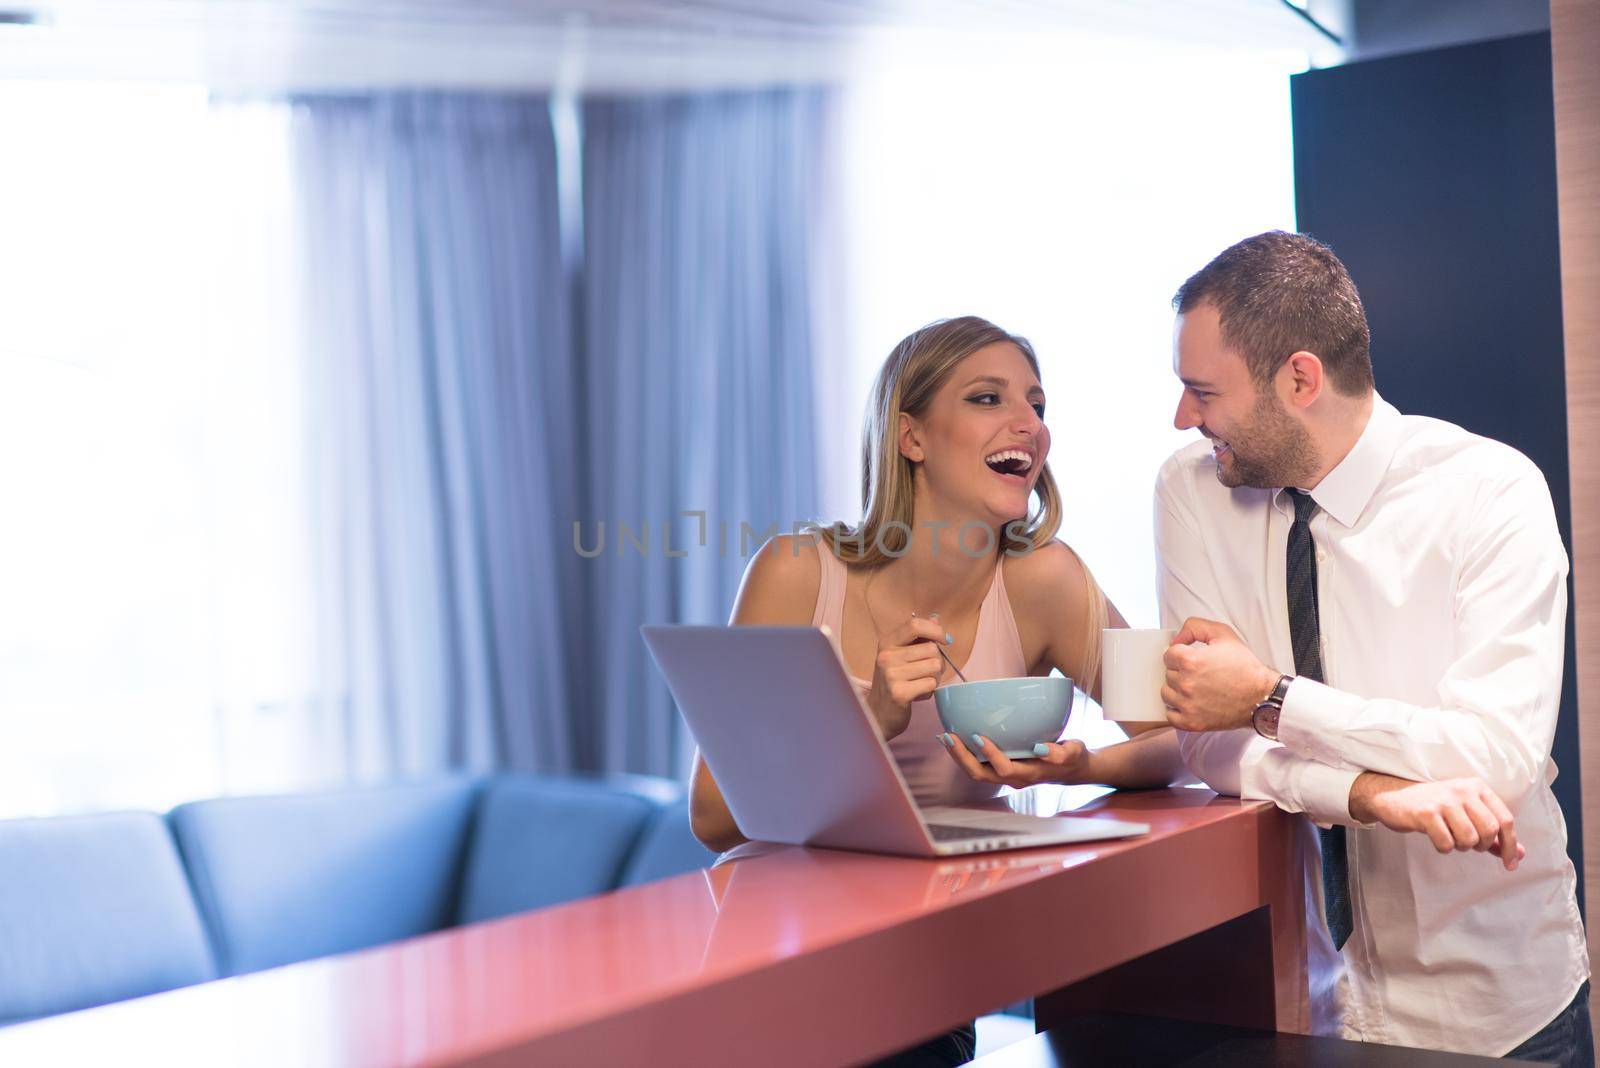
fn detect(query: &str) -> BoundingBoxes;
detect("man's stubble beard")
[1214,389,1320,490]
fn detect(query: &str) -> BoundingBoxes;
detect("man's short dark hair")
[1173,230,1374,397]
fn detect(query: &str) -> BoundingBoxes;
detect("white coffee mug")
[1100,628,1179,724]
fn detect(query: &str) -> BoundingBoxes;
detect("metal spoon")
[933,642,969,684]
[913,610,969,684]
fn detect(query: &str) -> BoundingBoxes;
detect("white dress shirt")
[1154,395,1588,1055]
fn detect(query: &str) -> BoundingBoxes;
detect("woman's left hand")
[937,734,1094,789]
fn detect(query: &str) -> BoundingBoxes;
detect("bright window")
[0,84,309,818]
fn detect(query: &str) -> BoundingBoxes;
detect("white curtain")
[578,89,838,777]
[289,93,578,781]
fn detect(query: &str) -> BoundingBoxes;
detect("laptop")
[641,624,1149,857]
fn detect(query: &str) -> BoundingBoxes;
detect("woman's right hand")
[866,616,953,739]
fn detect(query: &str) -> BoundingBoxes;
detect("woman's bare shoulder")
[729,534,824,626]
[1003,539,1092,613]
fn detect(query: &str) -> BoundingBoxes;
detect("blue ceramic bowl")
[934,676,1075,761]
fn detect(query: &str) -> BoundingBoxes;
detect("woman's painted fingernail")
[945,632,954,645]
[936,733,953,749]
[1033,743,1052,757]
[970,734,985,749]
[929,612,940,621]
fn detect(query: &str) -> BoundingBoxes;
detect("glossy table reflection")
[0,787,1309,1067]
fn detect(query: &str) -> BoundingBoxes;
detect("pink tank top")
[812,547,1030,807]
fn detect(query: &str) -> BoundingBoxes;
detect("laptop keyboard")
[928,823,1003,842]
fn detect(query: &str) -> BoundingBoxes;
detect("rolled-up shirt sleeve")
[1276,463,1567,810]
[1155,459,1363,828]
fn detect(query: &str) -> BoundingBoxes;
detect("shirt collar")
[1276,394,1402,528]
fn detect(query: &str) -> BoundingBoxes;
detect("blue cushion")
[169,777,480,975]
[619,802,715,887]
[0,812,216,1024]
[456,777,657,924]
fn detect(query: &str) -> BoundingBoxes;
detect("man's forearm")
[1344,769,1522,867]
[1278,680,1549,808]
[1347,769,1405,823]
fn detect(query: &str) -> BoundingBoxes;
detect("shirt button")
[1316,549,1327,562]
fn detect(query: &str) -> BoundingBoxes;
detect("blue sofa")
[0,773,714,1026]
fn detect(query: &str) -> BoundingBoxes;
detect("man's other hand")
[1350,772,1522,871]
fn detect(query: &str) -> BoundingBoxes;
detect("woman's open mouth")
[984,449,1033,485]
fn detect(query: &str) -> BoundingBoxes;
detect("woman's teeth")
[984,449,1033,478]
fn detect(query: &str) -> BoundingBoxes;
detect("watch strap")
[1252,674,1294,740]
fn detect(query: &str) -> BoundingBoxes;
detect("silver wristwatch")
[1252,674,1294,741]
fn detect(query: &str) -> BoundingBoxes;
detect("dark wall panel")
[1292,33,1582,889]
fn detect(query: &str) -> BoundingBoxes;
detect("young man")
[1155,231,1590,1063]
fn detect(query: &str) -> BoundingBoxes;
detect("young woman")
[690,316,1183,856]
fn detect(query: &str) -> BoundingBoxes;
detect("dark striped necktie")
[1287,488,1352,952]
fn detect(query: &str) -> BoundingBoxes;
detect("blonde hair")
[1065,541,1108,695]
[812,316,1064,570]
